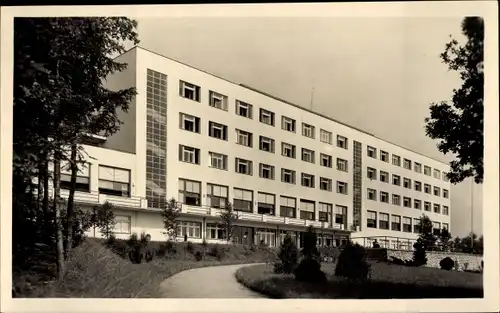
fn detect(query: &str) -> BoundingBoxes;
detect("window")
[433,169,441,179]
[302,123,315,139]
[60,161,90,192]
[424,184,431,194]
[402,217,412,232]
[392,194,401,206]
[380,171,389,183]
[379,213,389,229]
[336,181,348,195]
[334,205,347,225]
[207,183,228,208]
[281,142,296,158]
[236,129,253,147]
[98,166,130,197]
[281,116,296,132]
[280,196,296,218]
[414,218,421,233]
[336,158,348,172]
[443,172,450,182]
[320,129,332,144]
[114,215,131,234]
[259,108,275,126]
[301,148,315,163]
[403,178,411,189]
[392,155,401,166]
[259,136,275,153]
[424,201,431,211]
[367,188,377,201]
[299,200,315,221]
[321,153,333,168]
[403,159,412,170]
[177,221,201,238]
[281,168,296,184]
[208,121,228,140]
[433,203,441,214]
[301,173,315,188]
[414,162,422,173]
[367,146,377,158]
[209,152,228,170]
[424,165,431,176]
[337,135,348,149]
[233,188,253,212]
[256,228,277,248]
[414,181,422,191]
[367,167,377,180]
[443,189,449,198]
[380,191,389,203]
[179,80,200,102]
[235,158,253,175]
[178,179,201,206]
[318,202,332,222]
[179,145,200,164]
[443,206,449,215]
[432,221,441,235]
[433,186,441,197]
[391,215,401,231]
[206,223,226,240]
[258,192,275,215]
[380,150,389,162]
[235,100,253,118]
[392,174,401,186]
[320,177,332,191]
[403,197,411,208]
[179,113,200,133]
[414,199,421,210]
[208,90,228,110]
[367,211,377,228]
[442,223,449,230]
[259,163,275,179]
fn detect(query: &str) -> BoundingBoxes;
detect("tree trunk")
[53,154,65,280]
[65,143,78,259]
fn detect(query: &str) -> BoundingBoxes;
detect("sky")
[129,16,482,237]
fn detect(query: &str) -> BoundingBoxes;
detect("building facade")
[48,46,452,249]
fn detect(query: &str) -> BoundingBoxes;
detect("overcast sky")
[129,16,482,237]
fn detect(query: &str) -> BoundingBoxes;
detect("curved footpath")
[158,263,266,298]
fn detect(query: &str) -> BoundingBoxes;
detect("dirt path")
[158,263,266,298]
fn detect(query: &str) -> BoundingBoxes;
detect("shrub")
[202,239,208,247]
[439,257,454,270]
[389,256,406,265]
[186,241,194,254]
[277,234,298,274]
[294,257,327,283]
[108,239,129,258]
[128,243,154,264]
[127,233,139,247]
[209,244,224,260]
[273,262,284,274]
[453,258,460,271]
[335,242,371,281]
[412,240,427,266]
[165,240,177,255]
[139,232,149,245]
[156,243,167,257]
[194,251,203,261]
[250,244,257,252]
[462,262,469,272]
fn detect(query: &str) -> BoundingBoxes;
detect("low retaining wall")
[387,249,483,271]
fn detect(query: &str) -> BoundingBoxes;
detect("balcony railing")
[180,203,353,231]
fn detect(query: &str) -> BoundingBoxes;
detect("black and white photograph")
[1,2,498,313]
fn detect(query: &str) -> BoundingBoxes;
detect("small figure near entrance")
[372,239,381,248]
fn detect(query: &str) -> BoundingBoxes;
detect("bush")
[202,239,208,247]
[165,240,177,255]
[277,234,298,274]
[462,262,469,272]
[127,233,139,247]
[209,244,224,260]
[139,232,150,245]
[389,256,406,265]
[273,262,284,274]
[439,257,454,270]
[186,241,194,254]
[335,242,371,281]
[194,251,203,261]
[412,240,427,266]
[156,243,167,257]
[294,258,327,284]
[108,239,130,258]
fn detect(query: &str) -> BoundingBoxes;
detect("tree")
[94,202,116,239]
[424,17,484,184]
[219,202,238,243]
[438,227,452,251]
[13,17,139,278]
[277,233,298,274]
[417,214,437,250]
[161,198,181,241]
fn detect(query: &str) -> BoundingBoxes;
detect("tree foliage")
[161,198,181,241]
[94,201,116,239]
[219,202,238,243]
[424,17,484,184]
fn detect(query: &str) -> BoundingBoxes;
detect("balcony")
[46,187,147,209]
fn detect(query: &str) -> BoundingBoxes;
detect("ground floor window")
[232,226,254,245]
[256,228,276,247]
[177,221,201,238]
[114,215,131,234]
[278,230,297,245]
[317,234,334,247]
[206,223,226,240]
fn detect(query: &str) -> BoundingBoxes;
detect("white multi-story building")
[52,46,451,249]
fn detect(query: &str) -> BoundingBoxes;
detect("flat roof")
[117,46,448,167]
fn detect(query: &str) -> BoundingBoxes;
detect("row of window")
[366,146,449,182]
[179,178,348,222]
[366,210,449,235]
[178,80,449,183]
[366,167,449,199]
[367,188,449,215]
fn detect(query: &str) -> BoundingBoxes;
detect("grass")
[13,238,276,298]
[235,261,484,299]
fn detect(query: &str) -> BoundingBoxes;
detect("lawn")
[235,262,484,299]
[13,238,275,298]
